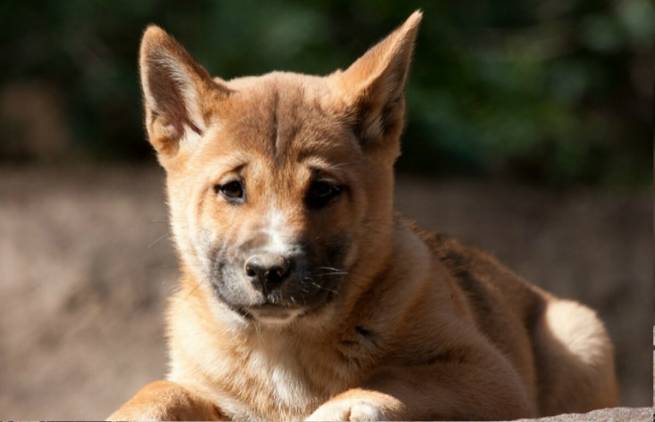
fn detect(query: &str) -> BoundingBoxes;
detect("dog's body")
[109,12,618,421]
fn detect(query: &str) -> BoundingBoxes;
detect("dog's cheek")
[185,200,228,283]
[343,178,368,269]
[168,205,204,279]
[324,235,352,269]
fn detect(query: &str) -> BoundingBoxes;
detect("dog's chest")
[197,339,351,421]
[246,347,318,406]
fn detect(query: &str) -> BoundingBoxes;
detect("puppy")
[109,11,618,421]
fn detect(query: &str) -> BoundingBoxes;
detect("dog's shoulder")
[397,214,497,275]
[397,214,548,325]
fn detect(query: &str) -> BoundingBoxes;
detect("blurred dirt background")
[0,166,651,419]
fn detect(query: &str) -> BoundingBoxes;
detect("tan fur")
[108,11,618,421]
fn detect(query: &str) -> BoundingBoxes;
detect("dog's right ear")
[139,26,229,159]
[333,11,421,151]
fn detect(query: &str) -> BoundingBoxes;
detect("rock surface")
[515,407,652,421]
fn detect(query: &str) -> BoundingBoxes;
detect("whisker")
[147,233,170,248]
[307,280,338,294]
[318,266,344,272]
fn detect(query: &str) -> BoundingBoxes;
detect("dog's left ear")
[139,25,230,159]
[335,11,422,149]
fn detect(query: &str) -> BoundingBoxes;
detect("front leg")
[307,347,536,421]
[107,380,227,421]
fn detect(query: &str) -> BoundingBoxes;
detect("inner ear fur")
[139,25,229,157]
[336,11,422,148]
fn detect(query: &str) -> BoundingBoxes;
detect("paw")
[306,399,385,421]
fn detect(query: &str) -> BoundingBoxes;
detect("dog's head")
[139,12,421,325]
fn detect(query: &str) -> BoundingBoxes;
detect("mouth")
[241,303,306,324]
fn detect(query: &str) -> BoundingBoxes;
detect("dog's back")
[417,223,619,415]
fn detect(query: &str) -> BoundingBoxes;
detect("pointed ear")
[139,25,229,157]
[336,11,422,148]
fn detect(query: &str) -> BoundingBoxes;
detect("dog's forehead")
[213,73,357,160]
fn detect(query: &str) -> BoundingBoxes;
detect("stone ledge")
[514,407,652,421]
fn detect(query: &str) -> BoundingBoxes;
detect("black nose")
[244,253,292,292]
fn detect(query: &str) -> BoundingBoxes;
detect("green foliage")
[0,0,651,186]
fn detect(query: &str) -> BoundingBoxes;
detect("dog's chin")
[210,287,307,326]
[218,295,335,328]
[209,275,340,326]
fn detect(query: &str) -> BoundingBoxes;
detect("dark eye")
[214,180,245,203]
[306,180,342,209]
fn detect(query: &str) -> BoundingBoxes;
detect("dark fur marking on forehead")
[271,89,280,156]
[269,83,305,161]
